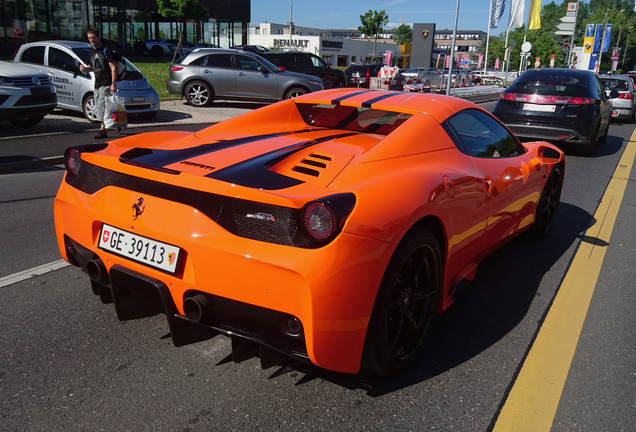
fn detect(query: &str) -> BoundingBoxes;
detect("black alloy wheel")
[529,164,563,237]
[363,229,442,376]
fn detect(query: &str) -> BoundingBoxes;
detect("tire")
[529,164,563,238]
[9,115,44,126]
[336,80,346,88]
[150,45,164,58]
[184,81,213,107]
[581,123,599,156]
[83,95,100,123]
[363,229,442,376]
[284,87,307,99]
[598,118,609,142]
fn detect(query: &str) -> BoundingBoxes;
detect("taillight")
[64,144,107,178]
[64,147,82,177]
[301,202,336,242]
[619,93,633,99]
[500,93,595,104]
[169,66,183,72]
[299,193,356,244]
[279,66,287,71]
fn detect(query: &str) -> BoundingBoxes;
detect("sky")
[250,0,542,34]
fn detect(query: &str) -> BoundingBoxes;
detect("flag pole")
[446,0,461,96]
[484,0,494,75]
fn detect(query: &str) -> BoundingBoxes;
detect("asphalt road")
[0,101,634,431]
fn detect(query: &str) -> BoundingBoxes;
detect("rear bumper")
[54,179,391,374]
[504,122,596,145]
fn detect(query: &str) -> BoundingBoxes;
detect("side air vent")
[291,153,332,177]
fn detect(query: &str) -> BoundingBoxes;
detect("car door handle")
[203,69,213,74]
[238,72,246,77]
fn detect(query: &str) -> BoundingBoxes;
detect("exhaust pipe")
[86,258,108,283]
[183,294,213,324]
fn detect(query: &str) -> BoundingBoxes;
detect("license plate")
[98,224,181,274]
[131,97,145,102]
[611,110,619,117]
[523,103,556,113]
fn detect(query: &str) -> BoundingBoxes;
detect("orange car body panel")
[54,89,564,373]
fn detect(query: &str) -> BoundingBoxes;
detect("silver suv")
[166,48,323,106]
[0,61,57,126]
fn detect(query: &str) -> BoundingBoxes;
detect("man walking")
[80,28,117,139]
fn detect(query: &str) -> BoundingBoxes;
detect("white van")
[14,40,159,122]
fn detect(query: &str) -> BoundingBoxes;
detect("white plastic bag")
[104,93,127,129]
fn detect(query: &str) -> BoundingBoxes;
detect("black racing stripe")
[330,91,369,104]
[360,92,400,108]
[207,132,358,190]
[119,130,307,169]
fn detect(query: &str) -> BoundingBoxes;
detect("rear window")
[601,79,629,91]
[296,103,411,135]
[509,70,589,96]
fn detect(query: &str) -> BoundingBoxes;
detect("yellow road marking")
[492,135,636,432]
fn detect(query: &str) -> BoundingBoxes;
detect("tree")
[156,0,208,43]
[394,24,412,45]
[359,9,389,61]
[482,0,636,71]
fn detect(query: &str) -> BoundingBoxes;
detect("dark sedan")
[260,51,346,89]
[493,68,612,155]
[344,64,384,88]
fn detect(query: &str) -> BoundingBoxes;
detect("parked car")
[0,61,57,126]
[400,67,444,89]
[54,88,564,376]
[231,45,268,55]
[260,51,346,89]
[138,39,205,58]
[442,69,476,86]
[13,40,160,122]
[493,68,612,155]
[166,48,323,106]
[344,63,383,88]
[599,75,635,121]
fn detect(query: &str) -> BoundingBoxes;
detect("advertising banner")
[584,24,595,54]
[602,24,613,52]
[592,24,603,53]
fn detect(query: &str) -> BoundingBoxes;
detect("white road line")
[0,259,70,288]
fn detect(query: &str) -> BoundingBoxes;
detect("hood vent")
[291,153,332,177]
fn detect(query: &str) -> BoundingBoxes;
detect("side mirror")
[532,144,563,165]
[257,65,268,73]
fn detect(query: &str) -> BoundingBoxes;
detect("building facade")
[249,22,400,67]
[0,0,249,52]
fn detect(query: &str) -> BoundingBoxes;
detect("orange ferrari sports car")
[54,88,564,376]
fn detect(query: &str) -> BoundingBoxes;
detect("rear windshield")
[509,70,589,96]
[601,79,629,91]
[296,103,411,135]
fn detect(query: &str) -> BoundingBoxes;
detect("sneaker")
[94,130,108,139]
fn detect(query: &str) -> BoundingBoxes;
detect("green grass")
[128,57,181,102]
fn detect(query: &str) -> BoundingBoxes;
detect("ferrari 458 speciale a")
[54,89,564,376]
